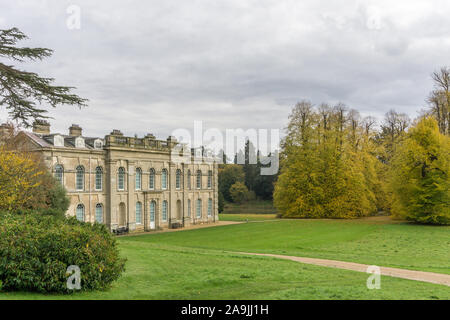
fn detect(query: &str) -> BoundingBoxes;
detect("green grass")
[124,217,450,275]
[1,216,449,300]
[219,213,277,221]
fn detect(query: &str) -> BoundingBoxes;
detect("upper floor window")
[95,167,103,191]
[162,200,168,221]
[136,202,142,224]
[95,203,103,223]
[75,137,85,148]
[207,170,213,189]
[135,168,142,190]
[76,204,85,222]
[162,169,168,190]
[94,139,103,149]
[54,135,64,147]
[187,170,191,189]
[196,170,202,189]
[76,166,85,191]
[54,164,64,185]
[118,167,125,191]
[149,168,155,190]
[176,169,181,189]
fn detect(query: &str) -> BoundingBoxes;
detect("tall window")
[149,168,155,190]
[176,169,181,189]
[76,166,84,191]
[162,169,168,190]
[95,204,103,223]
[162,200,168,221]
[196,199,202,218]
[118,167,125,190]
[207,170,212,189]
[76,204,85,222]
[187,199,191,217]
[135,168,142,190]
[150,201,156,222]
[136,202,142,224]
[54,165,63,186]
[95,167,103,191]
[208,198,212,217]
[196,170,202,189]
[187,170,191,189]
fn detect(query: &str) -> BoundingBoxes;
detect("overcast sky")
[1,0,449,140]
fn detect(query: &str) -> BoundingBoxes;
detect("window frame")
[136,201,142,224]
[162,200,168,221]
[95,203,103,223]
[76,204,85,222]
[54,164,64,186]
[135,167,142,190]
[196,170,202,189]
[95,166,103,191]
[162,169,168,190]
[118,167,125,191]
[76,165,85,191]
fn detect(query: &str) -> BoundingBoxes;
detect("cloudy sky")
[1,0,449,139]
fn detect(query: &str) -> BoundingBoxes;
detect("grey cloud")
[0,0,449,139]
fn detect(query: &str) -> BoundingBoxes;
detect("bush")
[0,213,126,293]
[229,182,249,204]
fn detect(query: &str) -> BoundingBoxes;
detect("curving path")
[236,252,450,287]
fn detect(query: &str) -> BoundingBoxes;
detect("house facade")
[18,121,219,232]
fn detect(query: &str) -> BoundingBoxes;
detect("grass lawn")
[1,216,449,300]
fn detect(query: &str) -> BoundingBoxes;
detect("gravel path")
[237,252,450,287]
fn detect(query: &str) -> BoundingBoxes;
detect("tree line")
[274,68,450,225]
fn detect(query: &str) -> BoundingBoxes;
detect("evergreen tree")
[0,28,87,126]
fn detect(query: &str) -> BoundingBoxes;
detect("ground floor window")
[196,199,202,218]
[76,204,84,222]
[95,203,103,223]
[162,200,168,221]
[136,202,142,224]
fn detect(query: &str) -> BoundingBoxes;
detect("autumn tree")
[229,181,249,204]
[274,101,383,218]
[0,27,87,127]
[427,67,450,135]
[390,117,449,225]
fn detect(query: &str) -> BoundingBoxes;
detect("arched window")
[76,204,85,222]
[95,167,103,191]
[95,204,103,223]
[162,169,168,190]
[118,167,125,190]
[208,170,213,189]
[208,198,213,217]
[196,170,202,189]
[187,199,191,217]
[76,166,85,191]
[176,169,181,189]
[149,168,155,190]
[162,200,168,221]
[54,164,64,185]
[196,199,202,218]
[136,202,142,224]
[187,170,191,189]
[135,168,142,190]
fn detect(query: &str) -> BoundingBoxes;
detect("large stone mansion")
[14,121,219,233]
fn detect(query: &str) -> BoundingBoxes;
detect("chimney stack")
[69,124,82,137]
[32,120,50,135]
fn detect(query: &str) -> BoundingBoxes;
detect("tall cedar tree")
[0,28,87,126]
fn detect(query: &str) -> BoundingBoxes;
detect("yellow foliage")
[0,146,44,211]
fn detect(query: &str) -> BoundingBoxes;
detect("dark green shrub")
[0,213,126,293]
